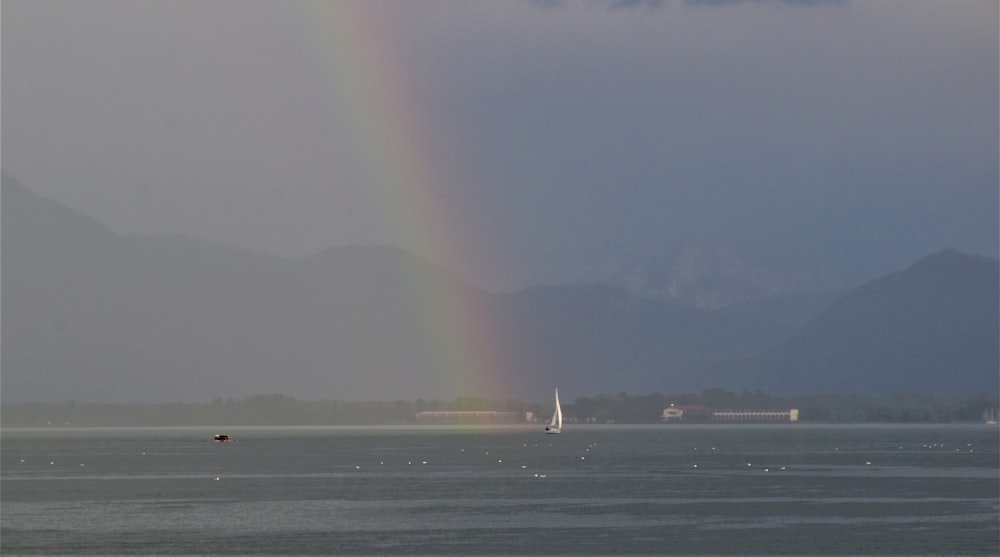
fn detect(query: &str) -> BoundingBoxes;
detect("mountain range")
[3,173,997,402]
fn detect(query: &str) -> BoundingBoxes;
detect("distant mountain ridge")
[710,249,999,396]
[3,174,997,402]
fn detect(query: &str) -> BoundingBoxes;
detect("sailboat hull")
[543,427,560,434]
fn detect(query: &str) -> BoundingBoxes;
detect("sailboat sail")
[984,407,998,424]
[545,388,562,434]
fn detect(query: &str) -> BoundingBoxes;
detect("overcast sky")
[3,0,997,296]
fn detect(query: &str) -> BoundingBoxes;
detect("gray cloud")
[609,0,666,10]
[529,0,843,9]
[3,0,996,297]
[683,0,846,6]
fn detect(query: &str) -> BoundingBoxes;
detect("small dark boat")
[214,434,230,442]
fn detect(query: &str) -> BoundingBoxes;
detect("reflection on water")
[2,424,998,554]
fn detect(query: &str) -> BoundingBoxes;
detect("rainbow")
[294,2,508,399]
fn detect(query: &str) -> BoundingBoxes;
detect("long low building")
[712,409,799,422]
[662,404,799,423]
[415,411,527,424]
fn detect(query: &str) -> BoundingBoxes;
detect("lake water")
[2,424,997,555]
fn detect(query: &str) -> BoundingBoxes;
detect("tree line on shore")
[2,389,997,427]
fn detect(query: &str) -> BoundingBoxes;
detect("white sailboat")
[544,388,562,434]
[983,407,998,425]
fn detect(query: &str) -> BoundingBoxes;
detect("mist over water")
[2,425,997,554]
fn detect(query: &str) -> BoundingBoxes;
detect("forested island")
[2,389,997,427]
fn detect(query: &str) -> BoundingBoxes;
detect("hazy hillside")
[2,174,484,402]
[711,249,999,396]
[715,289,849,334]
[4,174,995,402]
[492,284,833,396]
